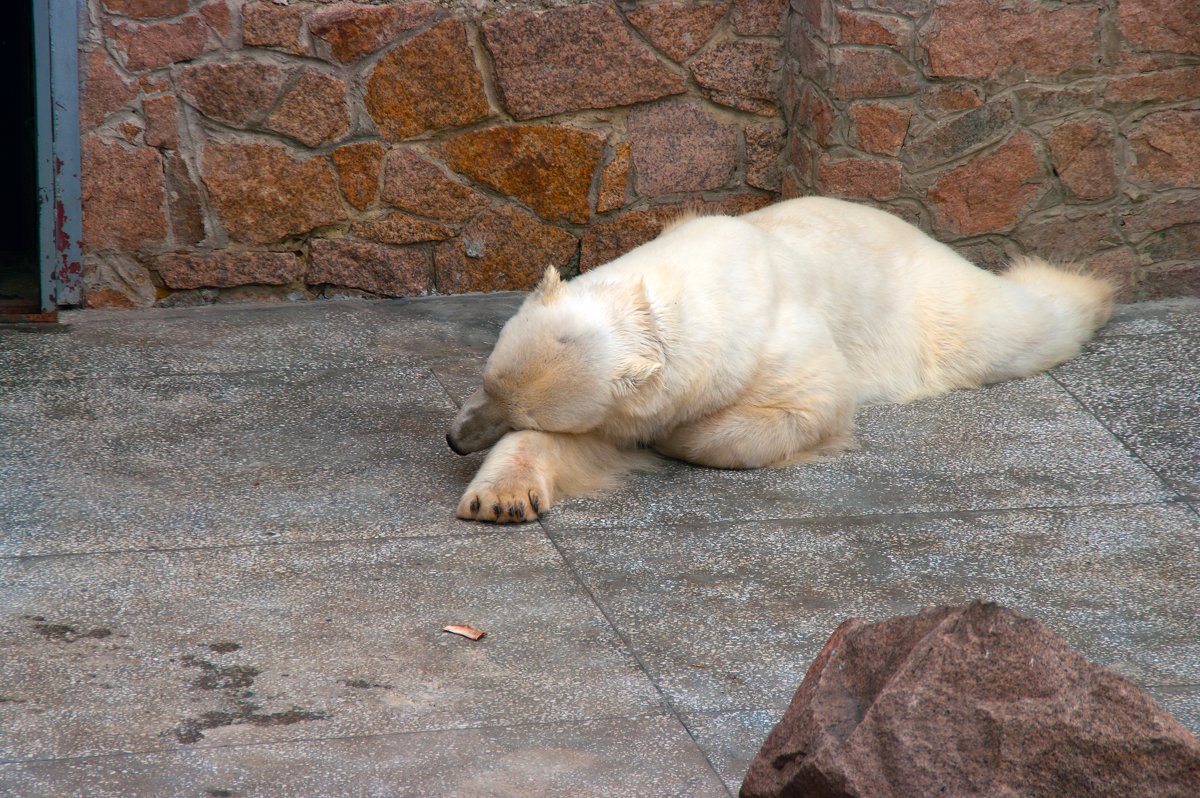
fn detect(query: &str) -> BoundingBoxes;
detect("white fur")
[448,197,1115,523]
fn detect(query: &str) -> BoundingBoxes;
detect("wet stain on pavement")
[172,703,329,744]
[25,616,113,643]
[339,678,394,690]
[170,649,328,744]
[181,656,260,691]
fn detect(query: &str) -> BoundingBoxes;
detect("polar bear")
[446,197,1114,523]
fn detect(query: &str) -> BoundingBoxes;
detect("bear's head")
[446,267,663,454]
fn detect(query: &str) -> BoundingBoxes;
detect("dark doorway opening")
[0,0,42,313]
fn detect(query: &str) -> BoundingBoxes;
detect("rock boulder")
[741,601,1200,798]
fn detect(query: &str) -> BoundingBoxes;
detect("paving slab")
[0,531,664,762]
[1099,296,1200,338]
[1052,332,1200,500]
[0,367,490,555]
[0,714,728,798]
[551,504,1200,716]
[1148,685,1200,734]
[541,375,1170,530]
[1,295,1197,797]
[0,293,521,383]
[681,709,778,796]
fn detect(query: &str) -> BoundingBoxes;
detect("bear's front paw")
[456,481,547,524]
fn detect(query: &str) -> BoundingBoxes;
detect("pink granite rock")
[380,149,489,222]
[308,1,441,63]
[82,253,157,309]
[927,133,1044,236]
[242,1,308,55]
[437,125,605,224]
[481,4,686,120]
[80,49,138,132]
[1128,110,1200,190]
[142,95,178,149]
[107,14,212,71]
[330,142,385,211]
[434,205,576,293]
[364,19,489,140]
[350,213,452,245]
[102,0,188,19]
[81,136,168,253]
[201,142,346,245]
[742,602,1200,798]
[176,60,284,128]
[625,1,727,62]
[308,239,432,297]
[731,0,788,36]
[923,0,1102,80]
[580,194,769,271]
[1118,0,1200,57]
[628,101,737,197]
[1045,118,1118,201]
[264,69,351,148]
[690,39,779,115]
[597,142,632,213]
[153,251,300,290]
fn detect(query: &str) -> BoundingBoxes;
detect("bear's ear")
[609,278,665,395]
[614,356,661,395]
[532,266,564,302]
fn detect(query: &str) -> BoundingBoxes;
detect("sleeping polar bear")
[446,197,1114,523]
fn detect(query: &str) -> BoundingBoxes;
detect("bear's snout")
[446,387,511,455]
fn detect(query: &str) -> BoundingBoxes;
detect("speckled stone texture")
[1,295,1197,796]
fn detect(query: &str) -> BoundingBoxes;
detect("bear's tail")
[1003,256,1115,331]
[987,256,1115,377]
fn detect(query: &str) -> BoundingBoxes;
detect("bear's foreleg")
[456,430,653,523]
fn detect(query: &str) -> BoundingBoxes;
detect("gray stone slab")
[432,354,489,408]
[1100,297,1200,338]
[1147,685,1200,735]
[0,715,727,798]
[0,367,487,555]
[372,291,524,365]
[0,291,1195,794]
[0,293,521,383]
[542,375,1169,530]
[682,709,777,796]
[551,503,1200,716]
[0,531,665,761]
[1053,332,1200,500]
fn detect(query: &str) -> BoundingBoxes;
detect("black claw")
[492,503,503,517]
[530,494,540,513]
[505,502,515,518]
[514,501,526,519]
[469,497,480,514]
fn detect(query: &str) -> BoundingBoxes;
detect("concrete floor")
[1,293,1197,797]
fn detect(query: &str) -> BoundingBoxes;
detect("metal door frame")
[32,0,83,315]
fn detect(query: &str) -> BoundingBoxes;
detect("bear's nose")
[446,433,468,456]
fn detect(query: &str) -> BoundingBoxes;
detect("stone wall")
[78,0,787,308]
[78,0,1198,309]
[782,0,1200,299]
